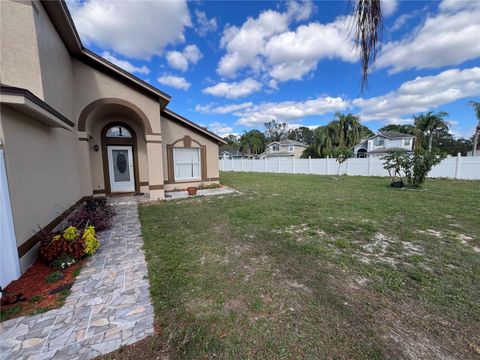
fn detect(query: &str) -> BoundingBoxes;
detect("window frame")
[173,147,201,181]
[403,138,412,147]
[373,137,385,147]
[271,144,280,152]
[288,145,294,152]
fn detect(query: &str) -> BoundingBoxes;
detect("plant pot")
[187,187,198,196]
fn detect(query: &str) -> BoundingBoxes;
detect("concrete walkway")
[164,186,238,201]
[0,197,154,360]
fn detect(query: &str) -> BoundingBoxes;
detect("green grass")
[45,271,63,284]
[109,173,480,359]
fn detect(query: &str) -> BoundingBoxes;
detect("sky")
[66,0,480,139]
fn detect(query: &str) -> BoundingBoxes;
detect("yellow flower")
[52,235,61,242]
[63,226,79,241]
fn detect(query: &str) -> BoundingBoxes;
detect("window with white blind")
[173,148,200,180]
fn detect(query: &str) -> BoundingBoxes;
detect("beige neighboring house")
[0,0,226,286]
[261,140,307,159]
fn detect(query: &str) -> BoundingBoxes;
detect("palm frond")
[352,0,383,92]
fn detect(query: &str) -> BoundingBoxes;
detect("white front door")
[107,145,135,192]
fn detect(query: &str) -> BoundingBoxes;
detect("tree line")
[221,102,480,158]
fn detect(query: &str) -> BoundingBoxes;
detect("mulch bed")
[0,259,84,322]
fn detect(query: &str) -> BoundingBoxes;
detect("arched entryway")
[101,122,140,195]
[357,148,367,158]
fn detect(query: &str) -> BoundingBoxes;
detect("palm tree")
[414,111,449,151]
[469,101,480,156]
[352,0,383,91]
[239,130,266,158]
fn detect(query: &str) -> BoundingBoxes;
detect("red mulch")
[0,259,84,321]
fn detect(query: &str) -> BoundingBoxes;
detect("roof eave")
[41,1,171,107]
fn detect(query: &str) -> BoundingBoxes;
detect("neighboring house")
[0,0,225,286]
[353,132,415,158]
[219,148,245,159]
[261,140,307,159]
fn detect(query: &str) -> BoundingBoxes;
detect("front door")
[107,145,135,193]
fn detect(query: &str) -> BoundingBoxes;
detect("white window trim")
[403,138,412,146]
[173,147,201,181]
[271,144,279,152]
[288,145,294,152]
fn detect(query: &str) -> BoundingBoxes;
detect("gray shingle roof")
[378,131,415,139]
[269,140,307,147]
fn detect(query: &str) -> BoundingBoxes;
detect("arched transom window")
[106,125,132,138]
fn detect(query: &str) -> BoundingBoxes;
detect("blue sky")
[67,0,480,138]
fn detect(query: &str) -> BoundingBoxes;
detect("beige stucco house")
[0,0,225,285]
[261,140,307,159]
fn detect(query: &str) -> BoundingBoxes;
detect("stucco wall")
[0,1,46,99]
[161,116,220,190]
[0,107,84,271]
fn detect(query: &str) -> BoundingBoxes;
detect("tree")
[334,146,351,176]
[378,124,416,135]
[352,0,383,91]
[414,111,449,151]
[264,120,288,142]
[222,134,240,149]
[239,130,266,158]
[288,126,314,145]
[469,101,480,156]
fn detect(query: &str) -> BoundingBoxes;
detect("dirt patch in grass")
[332,273,480,360]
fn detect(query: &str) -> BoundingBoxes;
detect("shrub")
[39,225,100,264]
[50,253,76,270]
[382,150,446,189]
[83,226,99,255]
[69,198,116,231]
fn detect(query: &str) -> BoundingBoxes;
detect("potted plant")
[187,186,198,196]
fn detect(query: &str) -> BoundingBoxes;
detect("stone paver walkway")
[0,197,154,360]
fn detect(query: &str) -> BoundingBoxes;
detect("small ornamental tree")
[382,150,446,189]
[404,150,446,188]
[334,146,351,175]
[381,152,408,186]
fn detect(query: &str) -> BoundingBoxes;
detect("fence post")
[308,156,311,174]
[241,157,244,171]
[292,157,295,174]
[326,156,329,175]
[278,158,281,173]
[368,156,372,176]
[231,158,234,171]
[345,158,349,175]
[455,152,461,179]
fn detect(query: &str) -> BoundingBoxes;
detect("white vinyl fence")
[220,154,480,180]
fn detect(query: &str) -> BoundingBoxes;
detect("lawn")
[103,173,480,359]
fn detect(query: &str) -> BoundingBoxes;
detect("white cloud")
[101,51,150,74]
[235,96,349,126]
[157,75,191,90]
[68,0,191,59]
[203,78,262,99]
[265,17,357,82]
[195,102,253,114]
[217,1,356,84]
[195,10,217,37]
[207,122,235,137]
[377,2,480,73]
[381,0,399,17]
[353,67,480,121]
[166,45,203,71]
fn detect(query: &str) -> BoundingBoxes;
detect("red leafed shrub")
[39,235,70,263]
[69,238,87,260]
[69,197,116,231]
